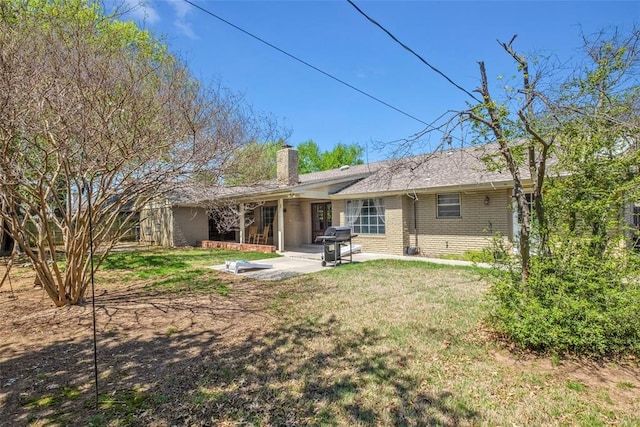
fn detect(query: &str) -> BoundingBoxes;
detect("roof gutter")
[226,190,295,203]
[328,180,531,200]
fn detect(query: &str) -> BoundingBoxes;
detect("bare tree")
[0,0,271,305]
[207,201,265,234]
[457,36,560,283]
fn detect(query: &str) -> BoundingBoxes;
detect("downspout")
[413,196,418,248]
[407,191,419,251]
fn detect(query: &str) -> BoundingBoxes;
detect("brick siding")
[335,189,513,256]
[410,190,511,256]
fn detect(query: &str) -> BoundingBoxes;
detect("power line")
[346,0,482,104]
[181,0,432,127]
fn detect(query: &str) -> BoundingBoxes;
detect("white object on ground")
[225,260,273,274]
[340,244,362,257]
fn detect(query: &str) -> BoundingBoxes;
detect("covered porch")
[223,196,333,253]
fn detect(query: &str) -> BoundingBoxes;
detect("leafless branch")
[0,2,279,305]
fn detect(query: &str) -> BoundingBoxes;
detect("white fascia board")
[293,173,372,192]
[291,190,330,199]
[329,180,520,200]
[233,191,294,203]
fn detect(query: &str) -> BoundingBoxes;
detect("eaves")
[328,179,533,200]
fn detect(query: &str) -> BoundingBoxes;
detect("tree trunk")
[469,61,532,283]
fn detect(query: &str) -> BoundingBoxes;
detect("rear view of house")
[140,144,539,257]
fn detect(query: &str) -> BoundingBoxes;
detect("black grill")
[315,226,357,267]
[318,226,352,242]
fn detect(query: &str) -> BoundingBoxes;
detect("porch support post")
[239,203,245,243]
[277,198,284,252]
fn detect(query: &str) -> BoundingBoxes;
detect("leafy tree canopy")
[297,140,364,174]
[221,140,365,184]
[221,140,282,186]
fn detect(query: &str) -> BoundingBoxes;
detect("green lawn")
[223,259,639,426]
[100,247,280,295]
[6,249,638,426]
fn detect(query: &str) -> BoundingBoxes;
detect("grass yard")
[0,248,638,426]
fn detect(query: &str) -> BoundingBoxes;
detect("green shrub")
[460,234,509,264]
[487,242,640,356]
[462,249,491,263]
[462,247,506,264]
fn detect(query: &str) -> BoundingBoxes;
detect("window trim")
[346,198,386,235]
[436,193,461,218]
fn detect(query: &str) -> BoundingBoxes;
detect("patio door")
[311,202,332,242]
[261,206,276,240]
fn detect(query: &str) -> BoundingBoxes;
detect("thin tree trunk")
[469,61,532,283]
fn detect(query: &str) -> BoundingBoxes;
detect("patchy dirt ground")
[1,262,639,426]
[0,266,281,426]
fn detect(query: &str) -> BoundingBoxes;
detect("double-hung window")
[346,198,385,234]
[437,193,461,218]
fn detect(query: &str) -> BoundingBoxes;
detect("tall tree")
[297,140,364,174]
[475,29,640,356]
[545,28,640,251]
[221,140,281,185]
[461,29,639,283]
[0,0,265,306]
[463,35,555,283]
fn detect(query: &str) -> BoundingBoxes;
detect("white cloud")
[166,0,199,39]
[166,0,191,19]
[174,19,198,40]
[120,0,161,24]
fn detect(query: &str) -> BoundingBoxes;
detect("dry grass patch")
[1,251,638,426]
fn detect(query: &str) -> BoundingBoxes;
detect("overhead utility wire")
[346,0,481,104]
[182,0,431,127]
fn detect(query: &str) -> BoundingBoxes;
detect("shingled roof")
[333,143,530,196]
[165,143,537,205]
[296,162,381,185]
[165,180,288,206]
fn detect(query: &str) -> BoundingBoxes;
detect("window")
[346,198,385,234]
[262,206,276,237]
[516,193,534,223]
[437,193,461,218]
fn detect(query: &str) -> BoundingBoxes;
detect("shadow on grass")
[197,317,479,426]
[1,316,479,426]
[0,329,222,426]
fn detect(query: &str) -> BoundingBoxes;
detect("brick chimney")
[276,145,299,185]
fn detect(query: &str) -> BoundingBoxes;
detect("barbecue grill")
[314,226,357,267]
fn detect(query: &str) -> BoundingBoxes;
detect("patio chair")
[254,224,270,245]
[247,225,258,244]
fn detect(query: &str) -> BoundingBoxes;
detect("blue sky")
[116,1,639,161]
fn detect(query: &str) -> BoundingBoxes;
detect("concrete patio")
[210,244,492,281]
